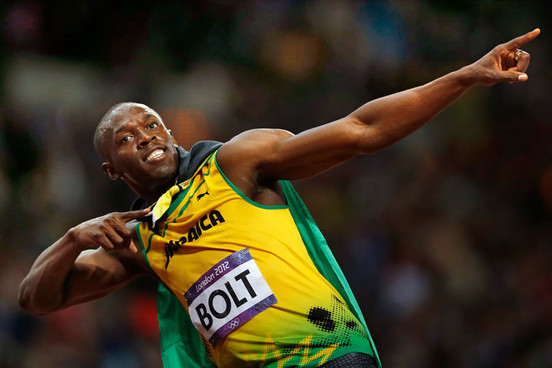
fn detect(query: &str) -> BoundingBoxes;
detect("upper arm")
[217,118,370,185]
[61,245,151,308]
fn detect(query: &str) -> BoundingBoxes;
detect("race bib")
[184,248,277,345]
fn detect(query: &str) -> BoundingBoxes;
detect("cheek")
[112,150,140,172]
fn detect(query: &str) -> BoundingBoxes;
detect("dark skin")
[19,29,539,315]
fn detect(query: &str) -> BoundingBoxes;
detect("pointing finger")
[119,208,151,221]
[504,28,540,51]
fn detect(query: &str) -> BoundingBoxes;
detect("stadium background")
[1,1,551,367]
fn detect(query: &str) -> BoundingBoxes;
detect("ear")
[102,162,120,180]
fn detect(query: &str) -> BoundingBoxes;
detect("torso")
[135,151,373,367]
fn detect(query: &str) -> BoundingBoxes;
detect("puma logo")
[197,191,210,201]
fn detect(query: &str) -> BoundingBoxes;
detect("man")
[19,29,540,368]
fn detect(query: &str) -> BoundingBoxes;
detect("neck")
[126,174,178,205]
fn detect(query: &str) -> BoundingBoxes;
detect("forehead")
[108,105,163,134]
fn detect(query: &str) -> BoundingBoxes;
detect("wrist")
[453,64,480,88]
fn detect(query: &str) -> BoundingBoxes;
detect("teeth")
[146,149,164,161]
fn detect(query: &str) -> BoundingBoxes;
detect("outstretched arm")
[218,29,540,186]
[346,28,539,153]
[18,209,151,315]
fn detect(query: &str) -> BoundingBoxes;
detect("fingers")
[102,234,139,254]
[75,209,149,252]
[119,208,151,221]
[105,224,134,249]
[513,50,531,73]
[504,28,540,51]
[491,28,539,84]
[105,212,144,251]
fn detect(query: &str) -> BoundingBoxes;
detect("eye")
[121,135,133,144]
[148,122,159,129]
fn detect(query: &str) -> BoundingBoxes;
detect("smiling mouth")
[145,148,165,162]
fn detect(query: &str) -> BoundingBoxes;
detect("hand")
[68,208,150,253]
[469,28,540,86]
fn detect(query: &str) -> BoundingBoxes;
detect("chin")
[149,166,177,183]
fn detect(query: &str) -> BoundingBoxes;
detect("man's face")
[101,104,180,195]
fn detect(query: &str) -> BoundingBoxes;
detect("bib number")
[184,248,277,345]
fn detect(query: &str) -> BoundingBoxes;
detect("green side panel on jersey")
[156,285,216,368]
[280,180,381,367]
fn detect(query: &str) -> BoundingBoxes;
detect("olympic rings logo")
[227,318,240,330]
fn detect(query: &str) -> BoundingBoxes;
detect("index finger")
[504,28,541,51]
[119,208,151,221]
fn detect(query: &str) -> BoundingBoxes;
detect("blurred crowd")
[1,1,551,367]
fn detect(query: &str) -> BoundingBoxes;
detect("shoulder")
[215,128,292,203]
[222,128,293,152]
[217,128,293,169]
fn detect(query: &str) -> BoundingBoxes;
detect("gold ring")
[514,49,523,61]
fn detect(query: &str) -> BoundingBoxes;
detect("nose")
[137,129,157,148]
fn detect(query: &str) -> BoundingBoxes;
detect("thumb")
[129,241,139,254]
[500,70,528,83]
[516,73,528,82]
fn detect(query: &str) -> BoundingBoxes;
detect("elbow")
[18,292,39,315]
[17,285,40,315]
[18,296,57,316]
[346,116,385,155]
[17,280,32,312]
[18,283,58,316]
